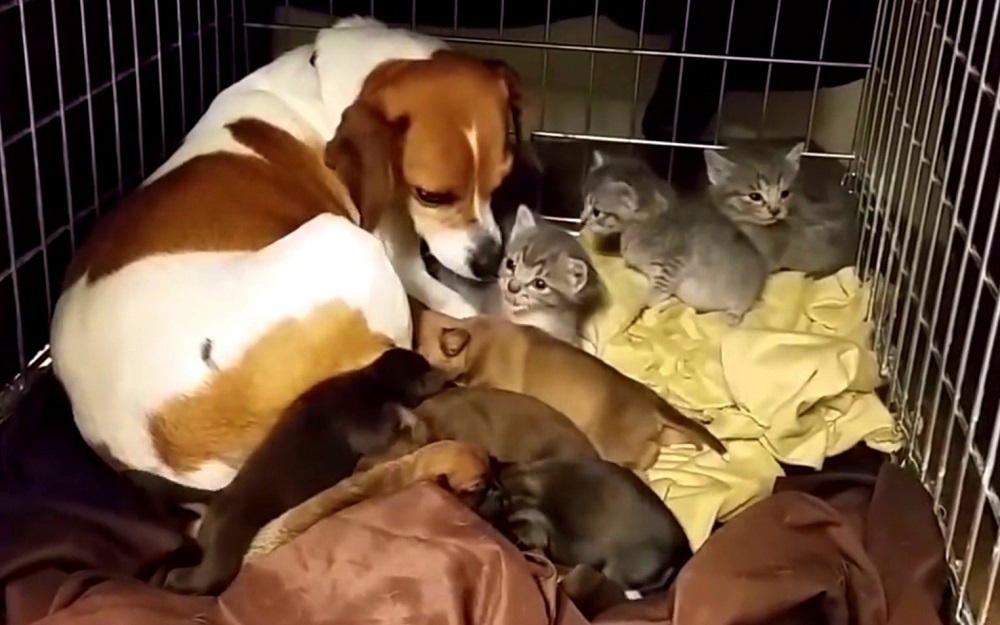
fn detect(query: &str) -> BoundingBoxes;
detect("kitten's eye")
[504,258,515,271]
[780,189,791,199]
[531,278,548,290]
[414,188,456,207]
[592,208,602,217]
[748,192,764,202]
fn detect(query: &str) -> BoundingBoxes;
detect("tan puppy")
[411,304,727,470]
[359,387,600,469]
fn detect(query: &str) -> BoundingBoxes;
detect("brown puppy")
[411,305,726,470]
[358,387,600,469]
[125,347,448,596]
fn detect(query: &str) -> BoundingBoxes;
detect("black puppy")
[474,458,692,596]
[125,347,448,596]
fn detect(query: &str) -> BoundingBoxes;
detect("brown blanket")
[2,456,946,625]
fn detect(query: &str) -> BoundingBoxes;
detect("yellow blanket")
[578,233,901,549]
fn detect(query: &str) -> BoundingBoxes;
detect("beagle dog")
[48,18,524,491]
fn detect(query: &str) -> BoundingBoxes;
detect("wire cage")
[0,0,997,623]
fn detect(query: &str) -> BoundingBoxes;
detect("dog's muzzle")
[468,235,503,281]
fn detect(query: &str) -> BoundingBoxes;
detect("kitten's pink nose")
[507,280,522,294]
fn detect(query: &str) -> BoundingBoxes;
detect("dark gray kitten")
[430,205,602,346]
[582,151,767,323]
[704,140,859,277]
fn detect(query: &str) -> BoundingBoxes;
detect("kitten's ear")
[510,204,537,241]
[590,150,607,170]
[562,255,591,294]
[704,149,735,186]
[785,142,805,174]
[651,187,673,212]
[786,142,805,164]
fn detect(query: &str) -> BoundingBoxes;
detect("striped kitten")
[497,205,603,345]
[429,205,603,346]
[582,150,767,324]
[704,140,859,277]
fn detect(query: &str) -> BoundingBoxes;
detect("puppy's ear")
[440,327,471,358]
[325,101,409,230]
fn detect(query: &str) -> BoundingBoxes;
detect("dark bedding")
[0,373,948,625]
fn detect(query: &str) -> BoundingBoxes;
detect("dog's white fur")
[49,18,489,490]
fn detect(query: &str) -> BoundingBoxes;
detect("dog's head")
[353,50,525,281]
[348,400,438,461]
[367,347,452,407]
[353,403,433,472]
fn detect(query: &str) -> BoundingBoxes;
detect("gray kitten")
[704,140,859,277]
[582,151,767,323]
[497,205,603,345]
[430,205,603,345]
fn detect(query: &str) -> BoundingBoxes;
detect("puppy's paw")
[163,565,224,596]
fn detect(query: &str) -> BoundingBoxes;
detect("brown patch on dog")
[356,51,523,232]
[64,113,401,287]
[324,100,409,231]
[149,301,395,472]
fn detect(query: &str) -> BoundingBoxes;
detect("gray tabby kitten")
[429,205,603,346]
[582,151,767,324]
[497,205,603,345]
[704,140,859,277]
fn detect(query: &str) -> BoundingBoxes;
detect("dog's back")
[414,387,599,464]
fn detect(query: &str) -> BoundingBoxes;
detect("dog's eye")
[504,257,515,271]
[414,188,456,207]
[780,189,791,199]
[531,278,548,290]
[748,192,764,202]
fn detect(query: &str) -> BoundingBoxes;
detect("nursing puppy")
[126,347,448,596]
[358,387,600,469]
[475,458,693,595]
[411,305,726,470]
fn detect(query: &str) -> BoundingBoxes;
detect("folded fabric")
[593,462,946,625]
[579,233,902,549]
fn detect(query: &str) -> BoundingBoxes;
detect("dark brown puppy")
[475,458,692,597]
[358,387,600,470]
[125,347,448,596]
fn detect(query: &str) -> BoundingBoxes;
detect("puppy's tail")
[653,401,728,459]
[123,469,217,506]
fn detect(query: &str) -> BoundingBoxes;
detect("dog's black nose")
[470,239,503,280]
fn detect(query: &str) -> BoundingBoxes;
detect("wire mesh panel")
[0,0,249,410]
[852,0,1000,622]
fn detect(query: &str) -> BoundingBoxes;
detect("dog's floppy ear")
[440,327,471,358]
[482,59,526,145]
[325,100,409,231]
